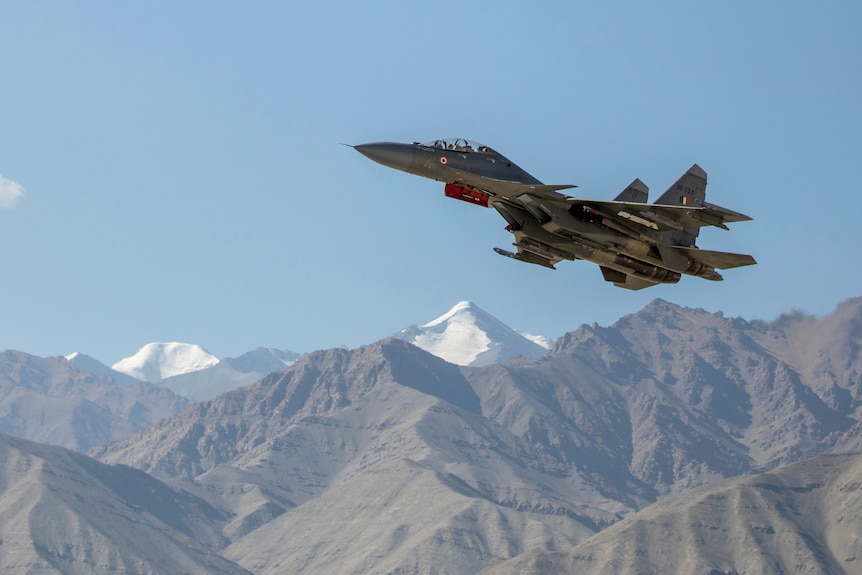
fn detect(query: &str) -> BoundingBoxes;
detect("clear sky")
[2,2,860,364]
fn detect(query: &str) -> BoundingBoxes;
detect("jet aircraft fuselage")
[354,138,755,290]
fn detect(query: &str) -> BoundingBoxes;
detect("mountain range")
[72,301,543,402]
[65,343,302,402]
[90,296,862,574]
[0,302,524,453]
[3,297,862,573]
[0,350,190,451]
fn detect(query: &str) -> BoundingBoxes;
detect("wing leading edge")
[564,198,752,232]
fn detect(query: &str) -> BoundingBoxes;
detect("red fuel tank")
[444,184,490,207]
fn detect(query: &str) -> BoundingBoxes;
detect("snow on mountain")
[519,332,553,349]
[112,343,219,382]
[158,348,303,402]
[393,301,549,366]
[221,347,301,374]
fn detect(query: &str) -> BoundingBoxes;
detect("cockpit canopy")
[420,138,494,154]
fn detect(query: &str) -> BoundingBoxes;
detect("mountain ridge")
[0,350,190,451]
[482,451,862,575]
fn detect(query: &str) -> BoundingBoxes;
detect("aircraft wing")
[459,175,577,202]
[565,198,752,232]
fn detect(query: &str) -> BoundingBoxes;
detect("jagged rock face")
[91,297,862,574]
[95,342,482,482]
[0,351,189,451]
[0,433,250,575]
[481,452,862,575]
[540,298,862,490]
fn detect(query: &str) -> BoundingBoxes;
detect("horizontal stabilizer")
[676,247,757,269]
[700,201,753,225]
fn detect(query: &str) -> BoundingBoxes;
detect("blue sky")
[1,2,860,363]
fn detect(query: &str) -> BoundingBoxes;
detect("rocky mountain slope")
[95,340,609,573]
[90,296,862,573]
[65,352,141,386]
[0,350,190,451]
[483,452,862,575]
[540,297,862,480]
[0,432,250,575]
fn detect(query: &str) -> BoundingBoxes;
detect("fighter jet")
[353,138,755,290]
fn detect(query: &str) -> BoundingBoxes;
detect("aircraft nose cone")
[353,142,415,173]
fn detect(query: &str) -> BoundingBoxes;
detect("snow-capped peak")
[421,300,477,328]
[112,342,219,382]
[394,301,549,367]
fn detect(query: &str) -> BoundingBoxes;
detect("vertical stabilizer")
[655,164,707,207]
[655,164,708,246]
[614,178,649,203]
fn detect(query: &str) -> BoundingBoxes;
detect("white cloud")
[0,175,25,209]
